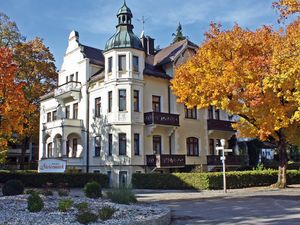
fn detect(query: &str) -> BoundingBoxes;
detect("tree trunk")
[276,132,288,188]
[19,137,29,170]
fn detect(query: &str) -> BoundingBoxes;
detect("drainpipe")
[86,85,90,173]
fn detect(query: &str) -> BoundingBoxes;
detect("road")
[136,186,300,225]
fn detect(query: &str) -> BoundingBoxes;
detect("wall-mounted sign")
[38,158,66,173]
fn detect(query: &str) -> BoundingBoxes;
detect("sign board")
[38,158,66,173]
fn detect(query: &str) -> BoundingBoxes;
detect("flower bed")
[0,195,170,225]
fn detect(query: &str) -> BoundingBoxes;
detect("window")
[52,110,57,121]
[119,89,126,111]
[47,112,51,122]
[119,171,127,188]
[108,57,112,73]
[153,135,161,154]
[215,108,220,120]
[152,95,161,112]
[134,133,140,155]
[118,133,127,155]
[65,105,70,119]
[118,55,126,71]
[70,74,74,81]
[108,91,112,112]
[66,76,69,83]
[47,143,52,158]
[208,106,214,119]
[66,140,70,157]
[108,134,112,156]
[94,136,101,157]
[93,170,100,173]
[95,97,101,117]
[73,103,78,119]
[133,56,139,72]
[209,139,214,155]
[187,137,199,156]
[72,139,77,157]
[185,105,197,119]
[133,90,139,112]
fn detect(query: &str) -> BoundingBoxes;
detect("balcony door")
[152,96,161,112]
[153,135,162,155]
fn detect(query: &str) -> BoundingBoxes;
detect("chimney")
[140,35,155,55]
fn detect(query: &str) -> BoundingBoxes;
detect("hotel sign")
[38,158,66,173]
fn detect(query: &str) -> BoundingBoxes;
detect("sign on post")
[38,158,66,173]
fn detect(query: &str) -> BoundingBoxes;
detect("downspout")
[86,84,90,173]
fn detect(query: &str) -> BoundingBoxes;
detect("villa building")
[39,2,241,186]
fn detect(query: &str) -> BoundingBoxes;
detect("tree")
[0,12,57,166]
[273,0,300,21]
[0,47,31,163]
[171,3,300,187]
[172,22,186,43]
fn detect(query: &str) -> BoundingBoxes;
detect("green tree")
[172,22,186,43]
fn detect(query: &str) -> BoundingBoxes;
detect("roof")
[154,39,198,66]
[117,2,132,17]
[80,44,104,67]
[144,63,171,80]
[90,69,105,82]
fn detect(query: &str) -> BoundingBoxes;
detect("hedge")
[132,170,300,190]
[0,172,108,188]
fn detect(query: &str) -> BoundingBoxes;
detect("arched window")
[186,137,199,156]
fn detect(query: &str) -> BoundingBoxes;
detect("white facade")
[39,3,238,186]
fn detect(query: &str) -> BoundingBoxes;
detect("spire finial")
[137,16,148,37]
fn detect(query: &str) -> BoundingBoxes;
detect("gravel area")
[0,195,169,225]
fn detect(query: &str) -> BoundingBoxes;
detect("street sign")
[216,147,224,150]
[224,149,232,152]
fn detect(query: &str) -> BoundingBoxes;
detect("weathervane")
[137,16,149,36]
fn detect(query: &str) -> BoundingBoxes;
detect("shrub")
[132,170,300,190]
[99,206,116,221]
[25,189,40,195]
[75,202,89,212]
[76,211,98,225]
[84,181,102,199]
[41,189,53,196]
[58,199,74,212]
[2,179,24,196]
[107,187,137,204]
[0,172,108,188]
[27,193,44,212]
[58,188,70,196]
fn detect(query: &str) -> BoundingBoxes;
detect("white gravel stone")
[0,195,169,225]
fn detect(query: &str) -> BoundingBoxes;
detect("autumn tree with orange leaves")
[172,0,300,188]
[0,47,32,163]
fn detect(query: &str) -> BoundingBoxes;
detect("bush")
[76,211,98,225]
[2,179,24,196]
[99,206,116,221]
[84,181,102,199]
[58,199,74,212]
[107,187,137,204]
[41,189,53,196]
[0,172,108,188]
[75,202,89,212]
[58,188,70,196]
[132,170,300,190]
[25,189,40,195]
[27,193,44,212]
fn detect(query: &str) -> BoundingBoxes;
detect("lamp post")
[216,139,232,193]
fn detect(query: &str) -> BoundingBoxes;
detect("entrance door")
[119,171,127,188]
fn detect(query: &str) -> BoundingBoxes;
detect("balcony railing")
[207,155,241,165]
[54,81,81,97]
[146,154,186,168]
[144,112,180,126]
[207,119,235,132]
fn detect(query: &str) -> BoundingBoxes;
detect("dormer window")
[133,56,139,72]
[108,57,112,73]
[70,74,74,81]
[118,55,126,71]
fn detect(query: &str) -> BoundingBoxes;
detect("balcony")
[146,154,186,168]
[207,119,235,132]
[144,112,180,126]
[207,155,241,166]
[43,119,83,130]
[54,81,81,100]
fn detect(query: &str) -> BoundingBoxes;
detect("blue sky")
[0,0,279,69]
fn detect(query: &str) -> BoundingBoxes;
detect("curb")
[125,207,171,225]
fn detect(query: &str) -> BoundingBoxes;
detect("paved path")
[135,185,300,225]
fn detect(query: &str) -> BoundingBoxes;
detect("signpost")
[38,158,66,173]
[216,139,232,193]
